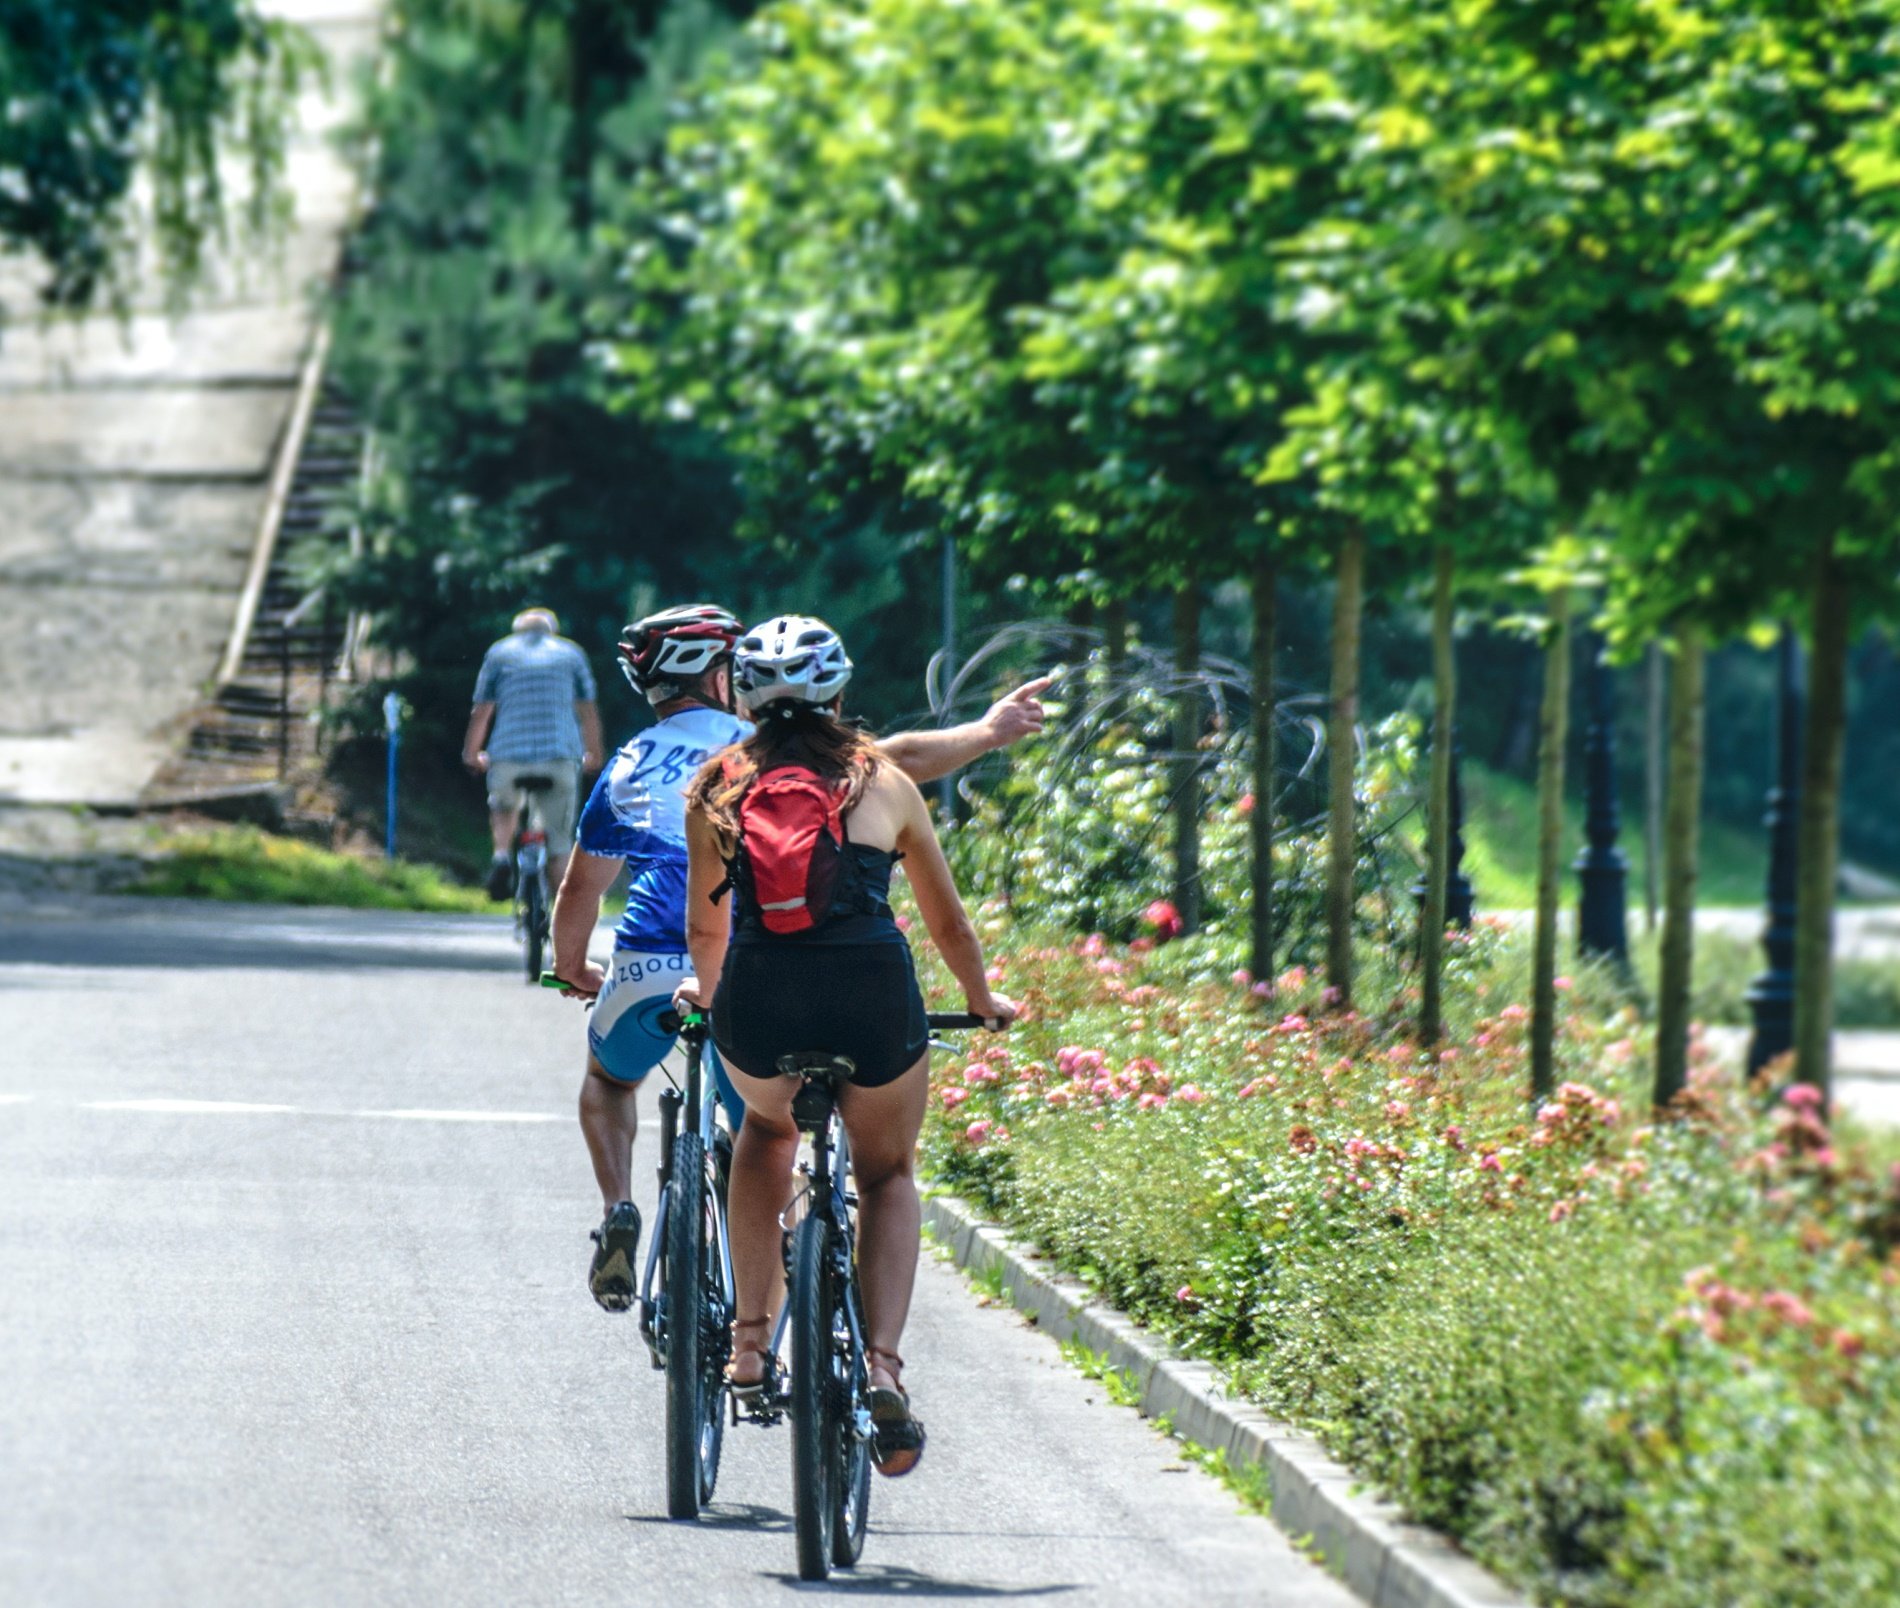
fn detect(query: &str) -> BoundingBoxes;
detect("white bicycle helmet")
[732,615,854,714]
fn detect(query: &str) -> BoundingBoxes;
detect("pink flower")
[1176,1284,1195,1302]
[1834,1328,1867,1359]
[1761,1290,1814,1328]
[1096,957,1128,975]
[1251,980,1276,998]
[1384,1101,1410,1123]
[985,963,1006,984]
[1175,1085,1206,1104]
[894,914,912,932]
[1138,1092,1167,1110]
[1237,1080,1262,1100]
[1479,1153,1503,1173]
[1549,1200,1575,1223]
[941,1087,970,1110]
[1783,1083,1826,1112]
[964,1119,992,1147]
[1278,965,1308,991]
[1045,1087,1072,1108]
[1320,985,1343,1009]
[1554,975,1574,992]
[1144,899,1183,943]
[1274,1013,1310,1036]
[1231,968,1253,987]
[964,1063,1001,1086]
[1500,1003,1529,1023]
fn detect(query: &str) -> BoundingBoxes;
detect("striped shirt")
[473,631,598,763]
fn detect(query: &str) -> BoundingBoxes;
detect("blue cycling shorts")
[589,948,743,1129]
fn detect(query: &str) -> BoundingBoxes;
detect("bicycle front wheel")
[520,872,546,983]
[788,1212,843,1580]
[664,1132,725,1517]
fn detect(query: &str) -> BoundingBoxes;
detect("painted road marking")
[65,1097,562,1123]
[85,1098,302,1115]
[351,1108,562,1124]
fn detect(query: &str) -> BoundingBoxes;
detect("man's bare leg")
[580,1053,638,1210]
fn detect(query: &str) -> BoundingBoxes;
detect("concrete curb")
[921,1193,1529,1608]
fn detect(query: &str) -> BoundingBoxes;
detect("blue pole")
[383,691,402,860]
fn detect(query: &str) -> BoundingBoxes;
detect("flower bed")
[916,917,1900,1607]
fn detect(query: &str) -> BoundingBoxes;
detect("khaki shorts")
[487,760,581,850]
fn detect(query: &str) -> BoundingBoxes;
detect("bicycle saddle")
[778,1052,855,1130]
[775,1051,856,1082]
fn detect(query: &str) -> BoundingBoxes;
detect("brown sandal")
[727,1316,780,1408]
[866,1346,926,1477]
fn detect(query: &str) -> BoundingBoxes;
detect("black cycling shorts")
[712,940,929,1091]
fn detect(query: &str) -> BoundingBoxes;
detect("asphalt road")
[0,897,1359,1608]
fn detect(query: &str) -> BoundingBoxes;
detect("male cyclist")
[463,608,603,901]
[549,603,1049,1312]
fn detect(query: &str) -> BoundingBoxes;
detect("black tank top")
[727,832,907,949]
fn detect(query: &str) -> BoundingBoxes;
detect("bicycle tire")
[832,1379,871,1567]
[664,1132,725,1517]
[788,1213,837,1579]
[520,872,546,983]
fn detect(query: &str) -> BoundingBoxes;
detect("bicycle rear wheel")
[520,871,546,982]
[664,1132,726,1517]
[788,1212,842,1579]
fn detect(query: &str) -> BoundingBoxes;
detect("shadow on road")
[764,1566,1079,1597]
[0,900,519,975]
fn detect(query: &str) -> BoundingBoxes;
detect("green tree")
[0,0,311,309]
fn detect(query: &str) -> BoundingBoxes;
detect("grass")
[133,825,492,913]
[1456,759,1766,908]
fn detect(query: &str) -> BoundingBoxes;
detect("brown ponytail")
[688,702,882,838]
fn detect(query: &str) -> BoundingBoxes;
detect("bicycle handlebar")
[657,1006,708,1037]
[926,1012,1007,1033]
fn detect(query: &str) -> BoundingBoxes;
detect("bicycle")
[765,1010,998,1582]
[639,1006,734,1519]
[505,772,557,983]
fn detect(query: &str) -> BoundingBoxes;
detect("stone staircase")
[149,375,367,813]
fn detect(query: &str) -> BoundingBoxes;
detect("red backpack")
[730,765,849,935]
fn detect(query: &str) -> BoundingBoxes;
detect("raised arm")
[678,807,732,1010]
[879,675,1053,786]
[890,770,1015,1022]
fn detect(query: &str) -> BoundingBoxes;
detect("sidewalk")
[1705,1027,1900,1127]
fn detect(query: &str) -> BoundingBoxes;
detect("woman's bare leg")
[726,1071,798,1385]
[837,1056,929,1392]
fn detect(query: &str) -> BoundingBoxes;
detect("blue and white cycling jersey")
[576,705,751,951]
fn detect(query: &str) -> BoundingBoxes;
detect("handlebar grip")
[926,1011,1005,1032]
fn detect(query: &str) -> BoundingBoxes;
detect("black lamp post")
[1747,634,1803,1074]
[1413,727,1477,928]
[1576,632,1629,962]
[1447,735,1474,928]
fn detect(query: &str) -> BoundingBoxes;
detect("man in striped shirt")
[463,608,604,899]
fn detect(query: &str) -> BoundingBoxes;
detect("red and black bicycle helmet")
[617,603,743,696]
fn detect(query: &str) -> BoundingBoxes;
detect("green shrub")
[915,921,1900,1605]
[135,825,490,912]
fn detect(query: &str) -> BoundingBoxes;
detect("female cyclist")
[674,615,1015,1476]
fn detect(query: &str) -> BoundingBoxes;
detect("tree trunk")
[1250,549,1278,983]
[1325,527,1366,1009]
[1643,641,1664,933]
[1530,589,1572,1101]
[1653,627,1707,1109]
[1420,542,1456,1047]
[1172,582,1204,935]
[1794,537,1851,1102]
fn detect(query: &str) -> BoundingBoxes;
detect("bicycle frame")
[768,1083,871,1438]
[639,1019,736,1371]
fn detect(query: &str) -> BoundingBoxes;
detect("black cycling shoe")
[485,857,515,901]
[589,1201,642,1313]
